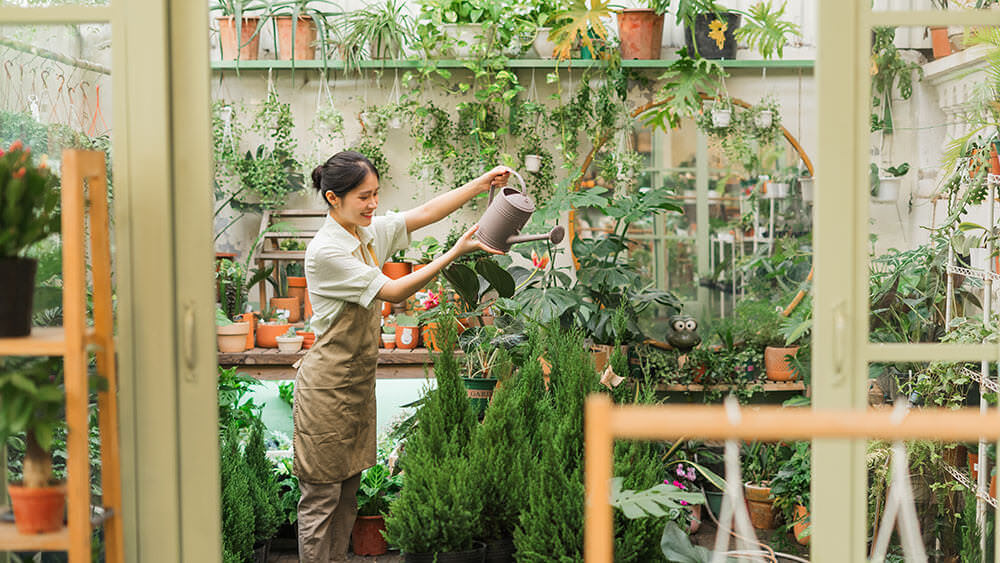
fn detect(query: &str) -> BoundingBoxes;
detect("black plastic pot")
[404,541,487,563]
[484,536,516,563]
[0,257,37,337]
[685,12,741,60]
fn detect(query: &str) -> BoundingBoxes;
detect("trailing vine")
[871,26,923,134]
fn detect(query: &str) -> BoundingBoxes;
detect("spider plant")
[337,0,416,70]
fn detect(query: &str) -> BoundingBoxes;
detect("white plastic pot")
[754,110,773,129]
[711,109,732,128]
[525,154,542,172]
[442,24,490,58]
[875,176,901,202]
[532,27,557,59]
[800,178,815,203]
[764,182,790,199]
[971,247,992,272]
[388,115,403,129]
[276,335,304,353]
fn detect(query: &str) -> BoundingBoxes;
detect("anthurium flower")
[531,249,550,269]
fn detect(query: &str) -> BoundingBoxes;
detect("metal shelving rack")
[943,172,1000,541]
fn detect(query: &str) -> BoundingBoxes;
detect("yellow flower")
[708,19,728,50]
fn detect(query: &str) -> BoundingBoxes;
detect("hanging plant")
[349,134,390,182]
[745,95,782,146]
[407,102,454,191]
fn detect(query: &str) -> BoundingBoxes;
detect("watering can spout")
[505,225,565,246]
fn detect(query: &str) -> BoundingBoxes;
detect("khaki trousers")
[297,473,362,562]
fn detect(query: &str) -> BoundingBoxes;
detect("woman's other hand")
[474,166,511,194]
[453,225,504,256]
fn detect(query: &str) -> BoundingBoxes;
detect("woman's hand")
[453,225,504,256]
[474,166,511,195]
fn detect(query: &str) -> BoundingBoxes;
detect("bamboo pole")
[0,36,110,75]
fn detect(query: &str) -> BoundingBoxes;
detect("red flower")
[421,290,440,310]
[8,140,22,152]
[12,167,26,179]
[531,250,550,269]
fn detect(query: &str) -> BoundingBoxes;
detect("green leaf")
[475,259,515,298]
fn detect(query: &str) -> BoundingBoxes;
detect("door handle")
[183,302,197,379]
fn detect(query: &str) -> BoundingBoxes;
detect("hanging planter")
[388,115,404,129]
[873,177,901,202]
[764,181,790,199]
[710,107,732,128]
[753,109,773,129]
[524,154,542,172]
[800,177,815,203]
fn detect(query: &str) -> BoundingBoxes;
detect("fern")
[734,1,801,60]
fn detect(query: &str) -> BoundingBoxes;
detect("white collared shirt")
[305,211,410,337]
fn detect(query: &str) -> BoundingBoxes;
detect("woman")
[294,150,508,562]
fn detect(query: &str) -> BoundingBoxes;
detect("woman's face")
[328,171,379,229]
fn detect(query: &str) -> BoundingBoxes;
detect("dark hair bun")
[312,165,324,192]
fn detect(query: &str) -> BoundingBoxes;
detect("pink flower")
[687,467,696,481]
[676,466,686,477]
[421,290,440,310]
[672,480,686,490]
[680,500,689,506]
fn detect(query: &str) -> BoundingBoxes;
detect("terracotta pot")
[617,10,664,60]
[687,503,702,534]
[744,483,777,529]
[217,321,250,353]
[8,482,66,534]
[395,325,420,350]
[352,515,388,556]
[381,301,392,317]
[257,322,291,348]
[287,276,307,321]
[300,331,316,349]
[930,26,952,59]
[270,296,300,323]
[991,141,1000,175]
[274,16,316,60]
[217,16,261,60]
[764,346,799,381]
[421,321,465,351]
[382,261,413,280]
[793,504,810,545]
[241,312,257,350]
[413,263,429,272]
[382,334,396,350]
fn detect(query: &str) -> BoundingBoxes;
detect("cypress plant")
[244,423,282,544]
[384,315,483,554]
[220,424,254,562]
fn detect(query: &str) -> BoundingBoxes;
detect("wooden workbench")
[218,347,450,381]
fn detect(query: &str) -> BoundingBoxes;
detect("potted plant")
[413,236,442,271]
[0,357,66,534]
[382,323,397,349]
[680,1,800,60]
[395,314,421,350]
[267,0,333,60]
[741,441,788,530]
[770,441,811,545]
[735,301,798,382]
[383,249,413,280]
[211,0,268,60]
[799,174,815,203]
[340,0,416,62]
[870,162,909,202]
[267,264,301,323]
[275,326,304,353]
[352,463,404,556]
[617,0,669,60]
[0,140,60,337]
[299,319,316,349]
[217,306,251,353]
[257,309,292,348]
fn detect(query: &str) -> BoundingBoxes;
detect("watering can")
[476,169,565,253]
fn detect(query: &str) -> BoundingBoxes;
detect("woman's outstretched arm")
[402,166,510,232]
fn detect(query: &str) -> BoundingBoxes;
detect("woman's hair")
[311,151,380,205]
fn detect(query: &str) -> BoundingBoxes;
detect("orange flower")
[12,167,26,179]
[38,154,48,169]
[8,140,22,152]
[531,250,550,270]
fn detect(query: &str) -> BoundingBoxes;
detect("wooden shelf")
[218,346,455,366]
[0,326,98,357]
[657,381,806,392]
[210,58,816,71]
[0,520,70,552]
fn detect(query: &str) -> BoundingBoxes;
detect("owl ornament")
[666,315,701,353]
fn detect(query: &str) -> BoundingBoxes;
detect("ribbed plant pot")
[7,482,66,534]
[217,16,261,60]
[404,541,487,563]
[0,257,36,337]
[217,322,250,353]
[744,483,777,530]
[617,10,664,60]
[351,515,388,556]
[484,536,516,563]
[270,296,300,323]
[764,346,799,381]
[461,377,499,416]
[276,335,304,353]
[274,16,316,60]
[300,331,316,349]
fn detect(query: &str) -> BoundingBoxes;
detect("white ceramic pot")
[532,27,556,59]
[275,335,304,353]
[217,321,250,353]
[971,247,992,272]
[875,176,901,202]
[765,182,789,199]
[442,23,490,58]
[711,109,732,128]
[800,177,815,203]
[525,154,542,172]
[754,110,773,129]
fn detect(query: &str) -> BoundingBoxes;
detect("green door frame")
[814,3,1000,559]
[0,2,220,561]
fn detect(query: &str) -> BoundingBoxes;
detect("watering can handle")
[487,167,528,205]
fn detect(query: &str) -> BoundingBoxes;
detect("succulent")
[0,140,61,258]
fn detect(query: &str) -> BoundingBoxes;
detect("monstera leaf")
[549,0,611,60]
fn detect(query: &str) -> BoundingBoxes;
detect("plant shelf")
[940,461,998,509]
[0,326,99,356]
[657,381,805,392]
[0,520,70,551]
[210,58,815,71]
[946,264,1000,282]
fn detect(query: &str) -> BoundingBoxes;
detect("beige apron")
[293,299,380,483]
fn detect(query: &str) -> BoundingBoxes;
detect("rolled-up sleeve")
[374,212,411,264]
[308,246,391,308]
